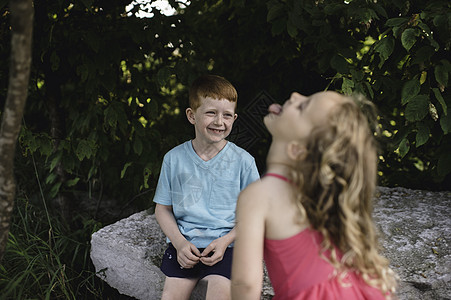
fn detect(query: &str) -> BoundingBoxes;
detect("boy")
[153,75,260,299]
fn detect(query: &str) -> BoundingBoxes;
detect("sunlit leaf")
[121,162,133,179]
[429,102,439,121]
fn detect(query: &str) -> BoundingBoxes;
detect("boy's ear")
[286,141,307,161]
[234,113,238,121]
[186,108,196,124]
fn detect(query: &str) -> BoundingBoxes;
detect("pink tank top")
[264,229,386,299]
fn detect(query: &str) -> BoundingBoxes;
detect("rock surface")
[90,187,451,299]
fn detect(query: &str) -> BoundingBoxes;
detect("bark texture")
[0,0,33,262]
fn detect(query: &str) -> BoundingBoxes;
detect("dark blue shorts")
[160,243,233,280]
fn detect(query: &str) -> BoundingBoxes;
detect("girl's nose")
[290,92,308,102]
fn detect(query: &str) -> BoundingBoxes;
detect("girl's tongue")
[268,103,282,115]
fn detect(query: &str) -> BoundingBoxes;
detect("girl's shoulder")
[238,178,286,207]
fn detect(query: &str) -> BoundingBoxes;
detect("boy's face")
[186,96,237,145]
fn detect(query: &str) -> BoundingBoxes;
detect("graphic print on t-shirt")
[171,173,203,209]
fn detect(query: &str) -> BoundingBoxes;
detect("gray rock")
[90,187,451,299]
[373,187,451,300]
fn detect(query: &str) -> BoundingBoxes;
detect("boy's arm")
[155,203,201,268]
[231,182,266,300]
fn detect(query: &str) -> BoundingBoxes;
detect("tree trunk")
[0,0,33,262]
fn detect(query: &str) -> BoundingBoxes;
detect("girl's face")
[264,91,343,144]
[186,96,237,145]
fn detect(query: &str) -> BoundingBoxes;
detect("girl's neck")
[265,161,295,180]
[191,139,227,161]
[265,142,296,179]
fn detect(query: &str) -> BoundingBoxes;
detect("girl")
[231,91,397,299]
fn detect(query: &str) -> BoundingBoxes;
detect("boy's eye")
[206,111,215,115]
[224,114,233,118]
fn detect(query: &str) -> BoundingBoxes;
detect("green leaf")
[133,138,143,155]
[401,78,420,105]
[415,122,429,147]
[385,17,407,27]
[401,28,419,51]
[267,3,285,22]
[440,108,451,134]
[287,21,298,38]
[374,36,394,63]
[437,152,451,177]
[398,137,410,158]
[49,182,62,199]
[66,178,80,187]
[350,69,364,81]
[157,67,172,86]
[75,140,94,161]
[411,46,435,65]
[104,106,118,128]
[143,167,151,189]
[371,3,387,19]
[121,162,133,179]
[49,152,63,172]
[405,95,429,122]
[342,77,354,95]
[433,88,447,115]
[330,55,349,73]
[46,173,58,184]
[365,82,374,99]
[434,64,448,87]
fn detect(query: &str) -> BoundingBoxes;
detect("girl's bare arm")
[231,182,268,300]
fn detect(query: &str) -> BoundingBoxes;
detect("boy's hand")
[199,238,228,266]
[174,240,201,268]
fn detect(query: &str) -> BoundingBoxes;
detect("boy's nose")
[214,115,223,124]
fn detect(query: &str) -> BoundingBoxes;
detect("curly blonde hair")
[293,94,397,297]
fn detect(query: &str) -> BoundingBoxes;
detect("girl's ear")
[186,108,196,124]
[287,141,307,161]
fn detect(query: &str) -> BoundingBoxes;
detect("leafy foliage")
[1,0,449,218]
[263,0,450,189]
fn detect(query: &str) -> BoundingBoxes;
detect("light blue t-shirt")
[153,141,260,248]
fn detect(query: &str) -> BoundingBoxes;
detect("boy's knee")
[161,277,198,300]
[204,275,231,300]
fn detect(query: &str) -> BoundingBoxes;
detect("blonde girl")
[231,91,397,299]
